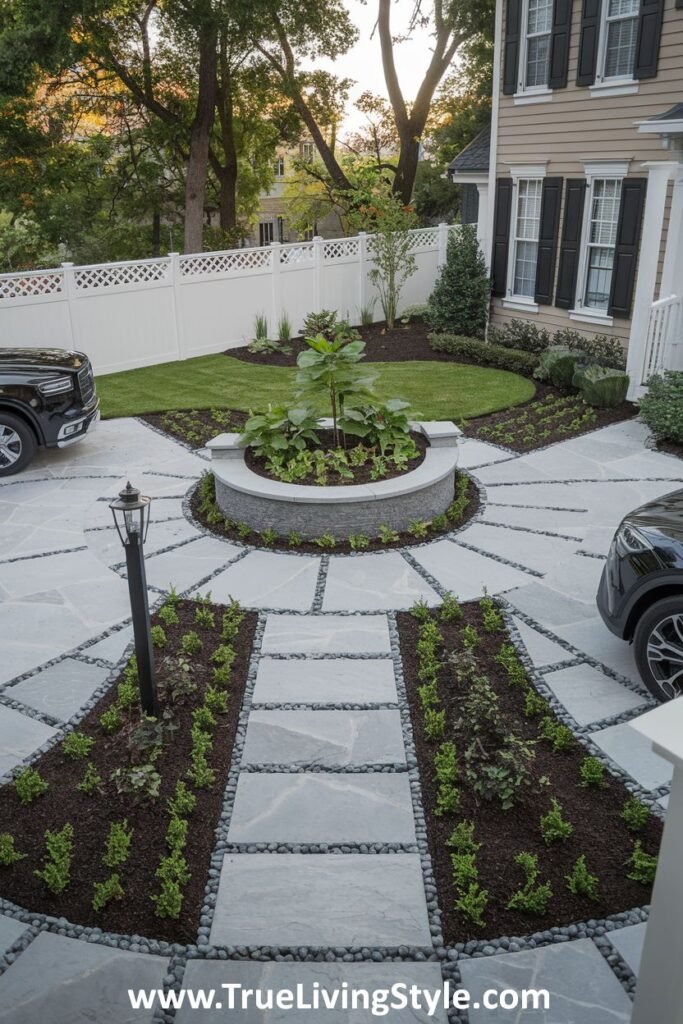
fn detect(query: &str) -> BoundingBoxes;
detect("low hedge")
[639,371,683,444]
[429,334,541,377]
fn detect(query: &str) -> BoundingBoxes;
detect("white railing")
[638,294,683,386]
[0,224,454,376]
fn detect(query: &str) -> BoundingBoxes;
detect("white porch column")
[630,701,683,1024]
[659,166,683,298]
[626,161,679,398]
[476,183,490,264]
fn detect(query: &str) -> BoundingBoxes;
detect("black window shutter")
[549,0,573,88]
[503,0,522,95]
[534,178,563,304]
[492,179,513,297]
[576,0,601,86]
[608,178,646,318]
[634,0,665,79]
[555,179,587,308]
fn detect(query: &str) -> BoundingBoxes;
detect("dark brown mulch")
[0,602,256,944]
[398,604,662,945]
[227,321,462,367]
[244,430,427,487]
[143,409,248,451]
[464,387,638,454]
[191,473,481,555]
[654,439,683,459]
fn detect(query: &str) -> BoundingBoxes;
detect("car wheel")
[0,412,36,477]
[634,595,683,702]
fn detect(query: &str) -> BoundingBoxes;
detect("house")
[242,140,344,249]
[449,0,683,397]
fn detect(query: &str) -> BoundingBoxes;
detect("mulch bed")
[191,472,481,555]
[398,603,662,944]
[227,321,456,368]
[0,600,256,944]
[143,409,248,451]
[464,386,638,454]
[244,430,427,487]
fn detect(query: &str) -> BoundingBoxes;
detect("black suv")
[0,348,99,476]
[598,488,683,702]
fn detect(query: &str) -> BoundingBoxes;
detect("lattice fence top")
[280,243,314,265]
[180,248,272,278]
[407,228,440,250]
[0,271,64,301]
[323,238,360,261]
[74,261,169,291]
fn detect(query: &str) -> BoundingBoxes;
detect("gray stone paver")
[228,773,416,843]
[143,535,241,592]
[242,710,406,767]
[457,521,579,573]
[591,721,673,791]
[210,854,432,948]
[322,552,440,610]
[543,663,648,726]
[0,932,167,1023]
[0,705,56,777]
[510,617,572,667]
[252,657,397,704]
[200,550,320,611]
[82,626,133,665]
[409,539,531,598]
[6,658,111,722]
[608,922,647,976]
[261,615,391,654]
[458,938,633,1022]
[177,961,448,1022]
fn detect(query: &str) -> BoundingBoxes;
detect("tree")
[426,224,490,338]
[427,32,494,170]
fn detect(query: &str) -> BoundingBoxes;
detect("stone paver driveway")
[0,416,681,1021]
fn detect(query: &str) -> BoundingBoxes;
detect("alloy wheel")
[0,423,22,469]
[646,613,683,700]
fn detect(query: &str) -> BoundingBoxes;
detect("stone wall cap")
[418,421,463,440]
[206,433,242,451]
[629,701,683,771]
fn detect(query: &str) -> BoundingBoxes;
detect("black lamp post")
[110,481,158,717]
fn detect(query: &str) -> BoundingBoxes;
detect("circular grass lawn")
[98,354,535,422]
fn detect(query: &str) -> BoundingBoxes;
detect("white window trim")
[594,0,639,89]
[571,161,629,319]
[505,175,546,304]
[517,0,553,95]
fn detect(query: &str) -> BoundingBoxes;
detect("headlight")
[38,375,74,397]
[614,522,653,557]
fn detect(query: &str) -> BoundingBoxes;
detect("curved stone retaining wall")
[209,422,460,540]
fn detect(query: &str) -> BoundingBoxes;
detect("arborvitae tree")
[426,224,490,339]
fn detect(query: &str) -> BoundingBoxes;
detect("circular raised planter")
[208,421,461,541]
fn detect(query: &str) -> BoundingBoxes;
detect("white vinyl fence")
[0,224,455,376]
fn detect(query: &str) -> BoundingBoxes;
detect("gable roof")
[448,124,491,176]
[645,102,683,122]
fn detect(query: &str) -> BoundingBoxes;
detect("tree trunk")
[184,21,218,253]
[151,210,161,256]
[393,132,421,206]
[216,52,238,234]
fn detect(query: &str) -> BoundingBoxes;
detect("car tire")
[634,595,683,702]
[0,412,37,477]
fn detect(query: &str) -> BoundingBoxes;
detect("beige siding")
[492,0,681,345]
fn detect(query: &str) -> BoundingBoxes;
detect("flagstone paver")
[228,773,416,844]
[0,932,167,1023]
[176,961,448,1023]
[252,657,397,704]
[542,663,649,726]
[1,417,680,1021]
[242,710,407,767]
[458,938,633,1022]
[210,854,433,948]
[4,658,112,722]
[0,915,28,956]
[608,922,647,976]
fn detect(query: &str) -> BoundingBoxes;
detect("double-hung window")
[597,0,640,82]
[582,178,621,310]
[521,0,553,90]
[274,156,285,177]
[508,178,543,301]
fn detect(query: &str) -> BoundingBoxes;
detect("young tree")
[426,224,490,338]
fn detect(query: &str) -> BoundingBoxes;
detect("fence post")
[270,242,282,335]
[61,262,78,351]
[313,235,324,313]
[629,700,683,1024]
[437,222,448,268]
[169,253,186,361]
[357,232,368,325]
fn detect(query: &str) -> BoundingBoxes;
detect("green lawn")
[98,354,535,421]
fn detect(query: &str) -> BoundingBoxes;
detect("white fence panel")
[0,224,452,375]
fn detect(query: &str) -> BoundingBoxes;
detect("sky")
[314,2,440,133]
